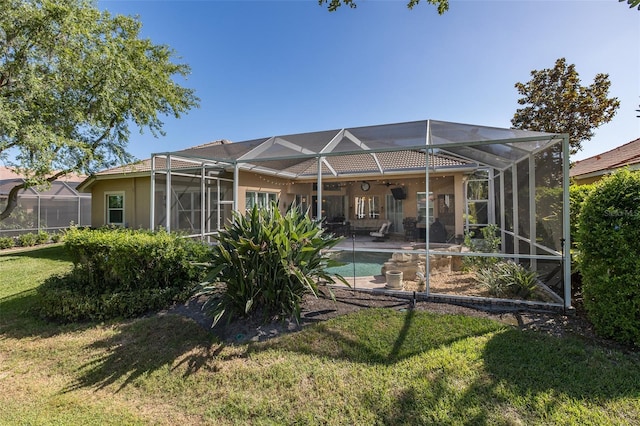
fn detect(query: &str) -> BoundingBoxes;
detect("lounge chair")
[370,221,392,241]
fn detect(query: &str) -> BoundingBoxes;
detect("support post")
[424,120,431,296]
[200,164,206,240]
[233,162,239,219]
[499,170,506,252]
[150,155,155,230]
[165,155,171,232]
[316,156,323,221]
[512,163,520,260]
[562,135,572,308]
[529,154,537,270]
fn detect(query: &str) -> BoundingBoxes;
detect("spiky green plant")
[500,261,538,298]
[475,265,510,297]
[199,203,347,326]
[475,260,538,299]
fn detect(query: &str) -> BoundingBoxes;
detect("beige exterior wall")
[571,175,601,186]
[90,176,151,229]
[89,170,469,236]
[237,171,290,213]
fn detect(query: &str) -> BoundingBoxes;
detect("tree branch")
[0,181,26,221]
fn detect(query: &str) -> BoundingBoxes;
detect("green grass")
[1,245,640,425]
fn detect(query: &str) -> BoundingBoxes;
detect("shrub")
[499,261,539,298]
[50,232,64,243]
[475,266,510,297]
[0,236,15,249]
[36,231,50,245]
[17,232,37,247]
[570,183,596,246]
[199,203,347,326]
[475,260,538,299]
[462,224,501,271]
[37,227,211,322]
[578,169,640,346]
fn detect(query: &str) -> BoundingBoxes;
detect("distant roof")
[0,167,88,197]
[571,137,640,179]
[0,167,86,182]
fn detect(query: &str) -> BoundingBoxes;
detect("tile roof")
[0,167,86,182]
[93,140,231,176]
[91,145,473,179]
[0,167,88,196]
[571,137,640,178]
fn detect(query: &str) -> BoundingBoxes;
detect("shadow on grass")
[363,328,640,424]
[0,285,98,339]
[483,328,640,400]
[64,314,221,393]
[0,244,71,262]
[250,308,505,365]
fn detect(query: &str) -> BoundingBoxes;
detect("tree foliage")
[578,169,640,346]
[511,58,619,155]
[319,0,449,14]
[619,0,640,11]
[0,0,199,221]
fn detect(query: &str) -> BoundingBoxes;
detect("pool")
[326,250,391,278]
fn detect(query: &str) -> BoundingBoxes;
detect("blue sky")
[99,0,640,163]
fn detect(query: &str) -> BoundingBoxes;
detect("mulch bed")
[166,286,638,355]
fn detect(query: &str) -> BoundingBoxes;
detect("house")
[76,120,568,246]
[78,119,572,308]
[78,139,473,238]
[78,120,571,308]
[570,137,640,185]
[0,167,91,236]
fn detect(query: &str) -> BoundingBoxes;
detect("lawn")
[1,246,639,425]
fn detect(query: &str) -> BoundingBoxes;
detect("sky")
[99,0,640,163]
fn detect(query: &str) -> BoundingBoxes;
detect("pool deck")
[326,234,567,312]
[333,234,417,251]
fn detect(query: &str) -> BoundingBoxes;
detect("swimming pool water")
[326,251,391,278]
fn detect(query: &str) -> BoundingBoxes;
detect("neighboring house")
[570,137,640,185]
[0,168,91,236]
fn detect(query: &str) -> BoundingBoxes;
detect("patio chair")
[370,221,392,241]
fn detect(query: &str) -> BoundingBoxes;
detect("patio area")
[149,119,571,309]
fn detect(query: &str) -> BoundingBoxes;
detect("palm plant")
[199,203,347,326]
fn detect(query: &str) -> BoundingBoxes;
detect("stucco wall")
[90,176,151,229]
[88,171,467,236]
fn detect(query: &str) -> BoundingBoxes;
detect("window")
[417,192,434,222]
[245,191,277,212]
[466,174,490,226]
[106,193,124,226]
[354,196,379,219]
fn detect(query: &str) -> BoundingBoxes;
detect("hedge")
[578,169,640,346]
[37,227,211,322]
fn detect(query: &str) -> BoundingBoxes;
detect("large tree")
[619,0,640,11]
[0,0,198,221]
[511,58,619,155]
[319,0,449,14]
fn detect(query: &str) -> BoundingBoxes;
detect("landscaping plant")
[37,227,211,322]
[17,232,37,247]
[0,236,15,249]
[578,169,640,346]
[462,224,501,271]
[476,260,538,299]
[199,203,347,326]
[36,230,50,245]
